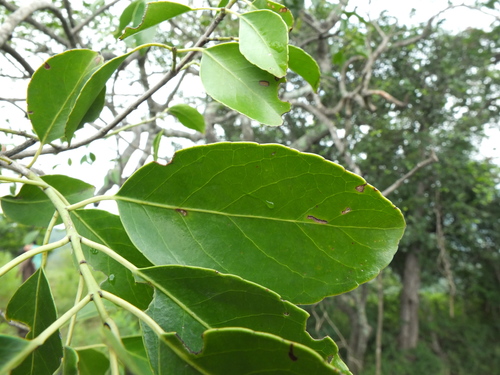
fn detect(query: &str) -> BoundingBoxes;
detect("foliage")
[0,1,407,374]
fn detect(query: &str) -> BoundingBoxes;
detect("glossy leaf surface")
[1,175,95,227]
[139,265,340,369]
[119,1,192,39]
[239,10,289,77]
[252,0,294,30]
[200,43,290,126]
[27,50,103,144]
[289,45,321,91]
[116,143,405,304]
[72,209,153,309]
[160,328,348,374]
[6,269,63,375]
[168,104,205,133]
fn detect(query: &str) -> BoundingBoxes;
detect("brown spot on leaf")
[307,215,328,224]
[44,62,51,69]
[279,7,289,12]
[288,344,298,361]
[341,207,351,215]
[356,184,367,192]
[259,80,270,87]
[175,209,188,216]
[373,187,378,192]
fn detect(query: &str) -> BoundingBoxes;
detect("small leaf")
[113,0,145,37]
[0,335,31,374]
[27,50,103,144]
[167,104,205,133]
[7,269,63,375]
[1,175,95,227]
[72,209,153,309]
[200,43,290,126]
[116,143,406,304]
[120,1,192,40]
[62,347,79,375]
[152,129,164,162]
[77,348,109,375]
[102,330,154,375]
[239,10,289,77]
[289,45,321,91]
[160,328,348,374]
[139,265,339,366]
[252,0,294,30]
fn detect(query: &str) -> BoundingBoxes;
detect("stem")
[66,195,116,210]
[29,294,91,349]
[41,211,59,268]
[101,290,165,337]
[26,142,43,169]
[80,238,138,273]
[0,237,70,277]
[0,175,48,186]
[65,274,85,346]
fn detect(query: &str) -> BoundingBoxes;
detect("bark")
[398,250,421,350]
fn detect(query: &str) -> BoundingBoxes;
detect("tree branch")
[381,150,438,196]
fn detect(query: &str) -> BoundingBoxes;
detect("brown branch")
[9,1,236,160]
[381,150,438,196]
[1,43,34,75]
[71,0,122,35]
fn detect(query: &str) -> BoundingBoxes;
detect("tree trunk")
[398,250,421,350]
[347,284,372,374]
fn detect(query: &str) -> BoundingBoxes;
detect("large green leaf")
[116,143,405,304]
[289,45,321,91]
[0,335,31,374]
[119,1,192,40]
[72,209,153,310]
[200,43,290,126]
[114,0,146,37]
[102,330,153,375]
[6,269,63,375]
[239,10,289,77]
[62,346,79,375]
[159,328,348,374]
[167,104,205,133]
[27,50,104,144]
[252,0,294,30]
[1,175,95,227]
[139,265,341,373]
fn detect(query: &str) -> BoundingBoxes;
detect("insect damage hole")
[307,215,328,224]
[355,183,367,192]
[341,207,351,215]
[288,344,298,361]
[175,208,188,217]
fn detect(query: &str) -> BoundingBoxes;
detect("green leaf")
[27,50,104,144]
[0,335,31,374]
[139,265,341,370]
[200,43,290,126]
[102,330,153,375]
[160,328,348,374]
[77,348,109,375]
[6,269,63,375]
[252,0,294,30]
[62,346,79,375]
[1,175,95,227]
[114,0,145,37]
[217,0,229,6]
[153,129,164,162]
[289,45,321,91]
[119,1,192,40]
[65,49,144,141]
[72,209,153,310]
[239,10,289,77]
[168,104,205,133]
[116,143,405,304]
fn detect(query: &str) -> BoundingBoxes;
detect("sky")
[0,0,498,212]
